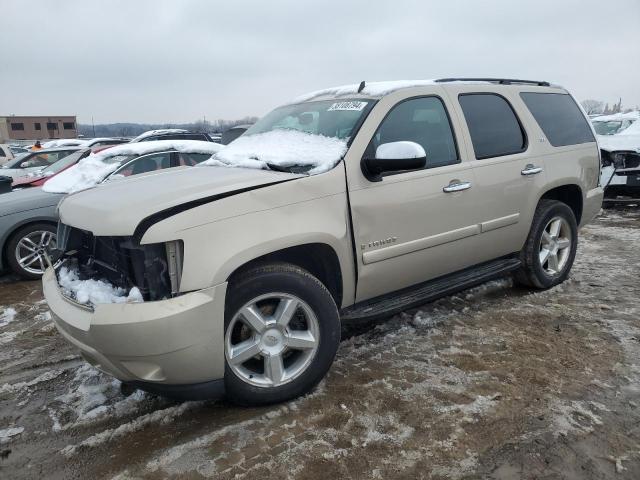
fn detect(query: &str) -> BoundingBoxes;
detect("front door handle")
[443,181,471,193]
[521,164,543,176]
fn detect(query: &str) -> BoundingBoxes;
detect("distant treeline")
[77,117,258,138]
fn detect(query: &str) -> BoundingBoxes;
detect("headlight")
[165,240,184,295]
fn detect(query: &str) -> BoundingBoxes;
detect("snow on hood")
[202,130,347,174]
[294,80,439,102]
[43,140,221,194]
[596,113,640,152]
[591,111,640,123]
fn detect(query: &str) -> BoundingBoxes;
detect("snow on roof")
[130,129,190,142]
[42,139,86,148]
[294,80,439,102]
[202,129,347,175]
[43,140,221,194]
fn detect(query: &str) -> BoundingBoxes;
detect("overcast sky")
[2,0,639,124]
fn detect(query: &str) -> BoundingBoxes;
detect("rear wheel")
[515,200,578,289]
[224,263,340,406]
[6,223,57,280]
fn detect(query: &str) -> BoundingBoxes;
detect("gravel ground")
[0,208,639,479]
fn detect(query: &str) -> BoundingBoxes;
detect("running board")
[341,257,521,322]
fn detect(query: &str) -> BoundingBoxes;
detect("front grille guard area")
[54,222,173,302]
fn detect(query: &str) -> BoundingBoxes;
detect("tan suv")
[43,78,603,405]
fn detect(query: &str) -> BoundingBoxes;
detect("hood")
[58,165,301,236]
[598,134,640,153]
[0,187,62,217]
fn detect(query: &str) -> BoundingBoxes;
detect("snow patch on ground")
[48,364,148,432]
[203,129,347,174]
[0,426,24,444]
[62,400,200,456]
[0,307,17,327]
[0,369,64,394]
[57,266,143,305]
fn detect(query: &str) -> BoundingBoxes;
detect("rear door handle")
[443,181,471,193]
[521,164,543,176]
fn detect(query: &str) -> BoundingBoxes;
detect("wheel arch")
[226,243,345,308]
[538,184,583,225]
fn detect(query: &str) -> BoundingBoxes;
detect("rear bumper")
[581,187,604,227]
[43,267,228,386]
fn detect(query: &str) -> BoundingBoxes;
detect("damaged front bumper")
[43,267,228,390]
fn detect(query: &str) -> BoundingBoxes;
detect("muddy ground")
[0,208,639,479]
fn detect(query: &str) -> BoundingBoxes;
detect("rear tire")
[6,223,57,280]
[515,200,578,289]
[224,262,340,406]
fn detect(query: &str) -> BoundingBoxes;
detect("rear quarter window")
[520,92,595,147]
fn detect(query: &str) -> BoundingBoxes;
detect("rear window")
[520,93,595,147]
[458,93,526,159]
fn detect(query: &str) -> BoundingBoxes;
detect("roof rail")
[435,77,551,87]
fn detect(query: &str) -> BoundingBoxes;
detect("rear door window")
[520,92,595,147]
[458,93,526,159]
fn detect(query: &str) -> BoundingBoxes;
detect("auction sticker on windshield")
[328,101,368,111]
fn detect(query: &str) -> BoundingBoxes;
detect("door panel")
[350,163,481,301]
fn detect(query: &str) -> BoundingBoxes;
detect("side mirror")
[20,162,29,168]
[363,141,426,181]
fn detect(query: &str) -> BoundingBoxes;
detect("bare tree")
[581,99,604,115]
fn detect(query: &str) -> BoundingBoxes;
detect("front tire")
[224,263,340,406]
[515,200,578,289]
[6,223,57,280]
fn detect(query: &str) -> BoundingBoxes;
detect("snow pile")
[203,129,347,174]
[42,154,122,194]
[0,426,24,444]
[57,266,143,305]
[295,80,439,102]
[0,307,17,327]
[43,140,221,194]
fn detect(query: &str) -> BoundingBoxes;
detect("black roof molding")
[435,78,551,87]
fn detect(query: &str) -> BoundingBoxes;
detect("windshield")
[245,99,374,141]
[39,150,87,175]
[593,119,635,135]
[3,150,77,169]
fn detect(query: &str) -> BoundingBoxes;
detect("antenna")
[357,81,366,93]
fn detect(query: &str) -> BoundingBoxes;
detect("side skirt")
[340,256,521,322]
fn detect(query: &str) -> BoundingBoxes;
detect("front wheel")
[224,263,341,406]
[515,200,578,289]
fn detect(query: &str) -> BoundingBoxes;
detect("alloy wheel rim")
[225,293,320,388]
[15,230,57,275]
[538,216,572,276]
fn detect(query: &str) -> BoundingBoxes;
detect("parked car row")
[38,78,604,406]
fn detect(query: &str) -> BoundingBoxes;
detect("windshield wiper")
[266,163,311,174]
